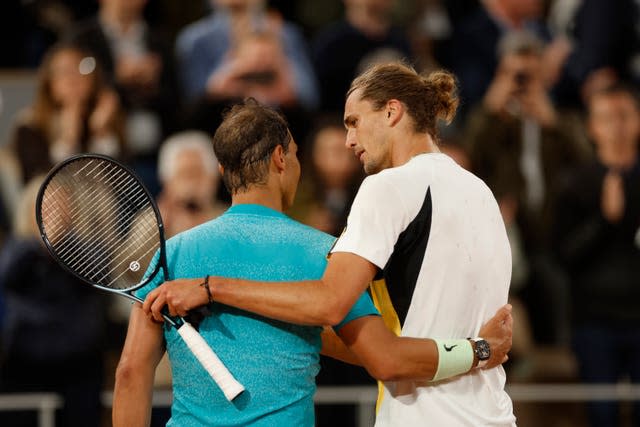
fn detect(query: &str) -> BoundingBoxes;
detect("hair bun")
[423,70,459,124]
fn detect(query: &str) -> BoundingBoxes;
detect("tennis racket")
[35,154,244,401]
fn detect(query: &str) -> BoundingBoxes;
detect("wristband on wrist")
[199,275,213,304]
[430,339,474,382]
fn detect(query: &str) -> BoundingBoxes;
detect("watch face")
[476,339,491,360]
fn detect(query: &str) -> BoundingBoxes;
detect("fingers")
[142,288,158,314]
[496,303,513,321]
[150,292,167,322]
[504,313,514,340]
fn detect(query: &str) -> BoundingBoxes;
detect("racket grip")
[177,322,245,401]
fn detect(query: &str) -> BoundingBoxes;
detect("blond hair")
[348,62,459,140]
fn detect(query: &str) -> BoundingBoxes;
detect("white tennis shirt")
[331,153,516,426]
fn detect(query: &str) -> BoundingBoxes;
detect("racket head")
[35,154,167,292]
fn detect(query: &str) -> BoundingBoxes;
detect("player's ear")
[218,164,225,176]
[386,99,404,126]
[272,145,286,172]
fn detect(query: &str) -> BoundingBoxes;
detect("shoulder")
[352,168,409,205]
[281,214,337,247]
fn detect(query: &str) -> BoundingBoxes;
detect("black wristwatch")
[471,338,491,368]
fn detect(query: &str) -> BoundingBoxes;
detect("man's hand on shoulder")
[143,278,209,321]
[478,304,513,370]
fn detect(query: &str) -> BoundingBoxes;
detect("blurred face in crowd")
[344,89,392,175]
[312,126,360,188]
[500,52,542,95]
[48,48,95,107]
[589,91,640,160]
[159,149,220,237]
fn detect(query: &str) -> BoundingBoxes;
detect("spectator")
[544,0,638,109]
[156,130,228,239]
[203,31,301,110]
[438,0,547,118]
[9,41,125,186]
[464,31,591,346]
[176,0,318,110]
[312,0,413,112]
[67,0,180,195]
[0,175,107,427]
[554,83,640,427]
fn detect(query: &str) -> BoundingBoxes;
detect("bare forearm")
[211,277,351,326]
[341,305,513,382]
[113,366,155,427]
[113,305,164,426]
[145,253,377,326]
[210,253,376,325]
[372,336,439,381]
[339,317,440,381]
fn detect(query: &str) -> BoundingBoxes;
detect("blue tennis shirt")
[136,204,379,426]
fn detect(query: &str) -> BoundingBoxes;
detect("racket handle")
[177,322,245,401]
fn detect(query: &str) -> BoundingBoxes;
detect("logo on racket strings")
[129,261,141,272]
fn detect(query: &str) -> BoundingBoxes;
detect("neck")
[390,132,440,167]
[231,185,284,212]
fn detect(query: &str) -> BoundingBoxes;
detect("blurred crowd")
[0,0,639,426]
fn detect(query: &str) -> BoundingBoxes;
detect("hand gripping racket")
[35,154,244,401]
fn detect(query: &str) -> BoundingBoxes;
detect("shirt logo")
[443,344,458,352]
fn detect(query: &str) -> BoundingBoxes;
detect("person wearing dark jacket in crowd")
[554,83,640,427]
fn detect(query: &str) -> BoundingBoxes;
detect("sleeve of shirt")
[331,174,409,269]
[334,290,380,331]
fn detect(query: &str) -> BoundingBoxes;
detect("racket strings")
[41,158,161,290]
[55,166,157,287]
[46,169,148,274]
[44,165,145,252]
